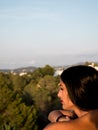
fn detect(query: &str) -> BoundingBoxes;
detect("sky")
[0,0,98,69]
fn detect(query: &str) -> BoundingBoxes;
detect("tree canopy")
[0,65,60,130]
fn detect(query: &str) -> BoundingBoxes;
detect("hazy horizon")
[0,52,98,69]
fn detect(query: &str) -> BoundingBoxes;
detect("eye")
[58,83,64,91]
[60,87,64,90]
[58,86,64,91]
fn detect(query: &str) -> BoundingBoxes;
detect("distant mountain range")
[0,62,87,74]
[0,60,98,74]
[0,66,37,74]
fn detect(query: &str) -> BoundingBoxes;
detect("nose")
[57,90,61,98]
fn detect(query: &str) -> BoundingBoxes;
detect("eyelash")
[58,86,64,91]
[60,87,64,90]
[58,83,64,91]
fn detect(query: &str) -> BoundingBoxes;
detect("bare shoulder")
[88,109,98,128]
[43,110,98,130]
[43,121,78,130]
[43,119,89,130]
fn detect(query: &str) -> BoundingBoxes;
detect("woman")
[43,65,98,130]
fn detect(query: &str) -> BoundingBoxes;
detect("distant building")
[54,67,64,76]
[19,72,27,76]
[94,66,98,71]
[88,62,98,71]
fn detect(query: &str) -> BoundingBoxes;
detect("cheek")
[63,93,73,109]
[63,89,68,101]
[63,93,69,104]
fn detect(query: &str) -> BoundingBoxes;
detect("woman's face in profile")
[57,80,74,110]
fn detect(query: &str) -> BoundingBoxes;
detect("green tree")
[11,74,27,92]
[1,93,38,130]
[40,65,55,77]
[0,72,12,89]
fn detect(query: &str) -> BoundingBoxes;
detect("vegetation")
[0,65,61,130]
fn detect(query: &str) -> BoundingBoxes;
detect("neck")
[74,107,88,117]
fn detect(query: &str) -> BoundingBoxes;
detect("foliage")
[0,65,61,130]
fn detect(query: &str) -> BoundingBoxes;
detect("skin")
[43,80,98,130]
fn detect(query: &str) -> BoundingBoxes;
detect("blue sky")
[0,0,98,69]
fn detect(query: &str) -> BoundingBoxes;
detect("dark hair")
[61,65,98,111]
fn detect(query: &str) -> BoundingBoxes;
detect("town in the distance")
[0,61,98,76]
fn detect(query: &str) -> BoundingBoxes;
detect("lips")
[60,100,63,104]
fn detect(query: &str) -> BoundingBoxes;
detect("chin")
[62,105,66,110]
